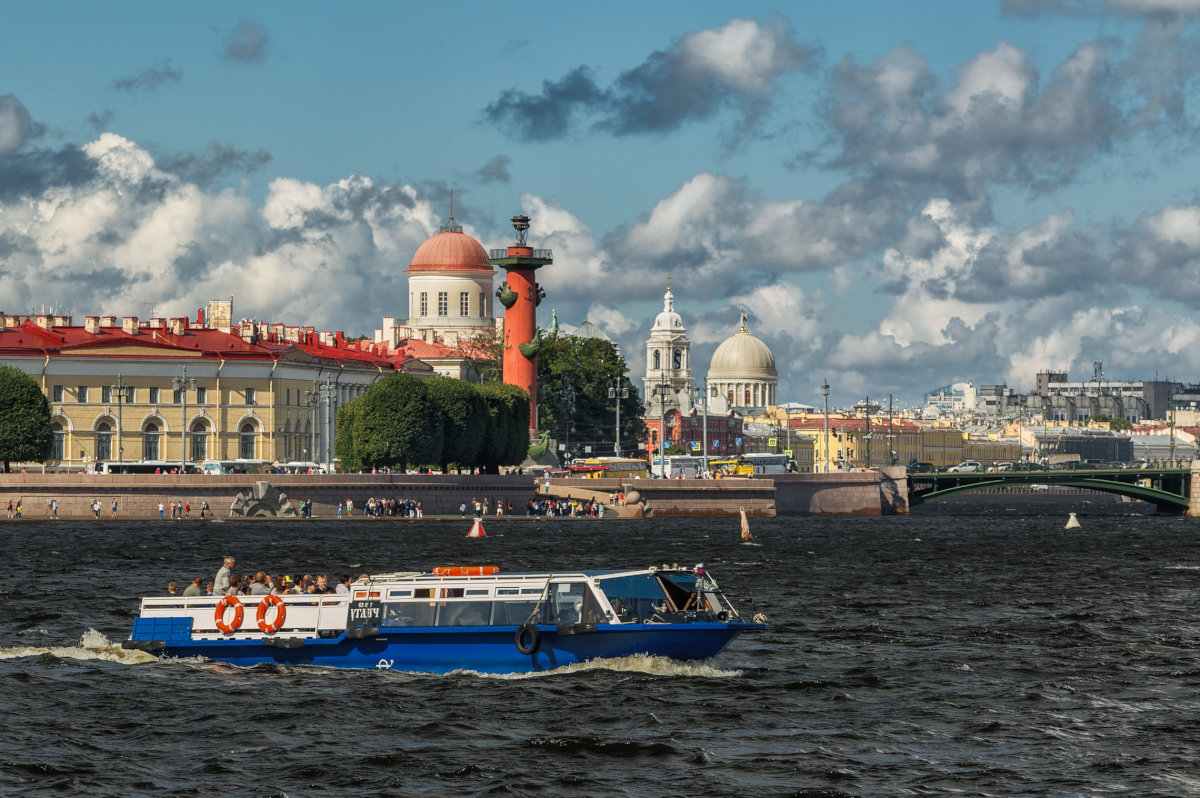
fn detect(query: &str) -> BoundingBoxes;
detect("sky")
[3,1,1200,409]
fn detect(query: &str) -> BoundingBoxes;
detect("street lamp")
[821,379,830,473]
[653,373,673,478]
[171,367,196,472]
[110,373,128,466]
[608,383,628,457]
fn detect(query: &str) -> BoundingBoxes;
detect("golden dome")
[708,312,777,380]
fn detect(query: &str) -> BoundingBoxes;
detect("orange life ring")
[256,594,286,634]
[214,594,244,634]
[433,566,499,576]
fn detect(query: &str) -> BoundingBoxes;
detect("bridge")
[908,467,1195,513]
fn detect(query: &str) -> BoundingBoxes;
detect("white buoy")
[1065,512,1081,529]
[467,518,486,538]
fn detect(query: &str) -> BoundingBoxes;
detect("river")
[2,500,1199,796]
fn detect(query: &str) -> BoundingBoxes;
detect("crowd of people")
[166,556,362,597]
[526,497,606,517]
[343,497,423,518]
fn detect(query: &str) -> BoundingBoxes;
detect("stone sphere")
[624,490,641,504]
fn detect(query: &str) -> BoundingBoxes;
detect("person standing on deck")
[214,556,235,596]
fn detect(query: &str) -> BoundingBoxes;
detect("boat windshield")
[595,571,730,623]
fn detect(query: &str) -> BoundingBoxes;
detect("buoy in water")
[1065,512,1081,529]
[467,518,486,538]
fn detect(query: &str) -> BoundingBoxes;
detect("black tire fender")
[515,623,541,655]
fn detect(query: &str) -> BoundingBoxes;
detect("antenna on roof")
[441,189,463,233]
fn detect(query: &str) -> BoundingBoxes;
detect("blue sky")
[3,1,1200,408]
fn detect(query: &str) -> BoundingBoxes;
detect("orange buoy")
[214,594,244,634]
[256,594,287,634]
[432,565,500,576]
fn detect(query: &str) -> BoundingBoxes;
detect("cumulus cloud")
[113,61,182,92]
[476,154,511,184]
[156,141,272,186]
[224,19,269,64]
[1004,0,1200,18]
[484,18,819,141]
[0,95,33,155]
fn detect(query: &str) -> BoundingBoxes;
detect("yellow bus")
[574,457,651,479]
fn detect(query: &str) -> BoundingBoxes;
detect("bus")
[89,460,199,475]
[576,457,651,479]
[708,453,794,477]
[650,455,704,478]
[200,459,274,475]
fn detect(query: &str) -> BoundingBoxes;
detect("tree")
[536,333,644,458]
[424,375,487,472]
[0,365,52,472]
[478,382,531,473]
[334,395,366,473]
[347,373,444,471]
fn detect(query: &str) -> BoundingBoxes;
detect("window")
[245,387,256,406]
[149,387,160,404]
[653,350,661,370]
[479,292,485,317]
[459,291,470,316]
[77,386,88,403]
[437,292,448,316]
[101,386,112,403]
[190,422,207,461]
[196,387,207,405]
[142,423,160,460]
[673,349,682,369]
[420,292,428,316]
[173,388,183,404]
[286,388,291,406]
[239,422,256,459]
[51,422,64,460]
[52,385,64,402]
[96,422,112,460]
[124,386,133,403]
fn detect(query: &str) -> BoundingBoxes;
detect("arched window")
[51,422,64,461]
[240,422,257,460]
[190,421,208,461]
[142,422,160,460]
[653,350,661,370]
[744,388,752,405]
[673,348,682,369]
[96,421,112,461]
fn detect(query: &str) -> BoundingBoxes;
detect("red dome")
[408,229,493,273]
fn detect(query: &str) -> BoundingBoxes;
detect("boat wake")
[0,629,158,665]
[455,653,743,680]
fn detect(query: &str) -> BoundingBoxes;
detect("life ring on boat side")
[214,594,244,634]
[256,594,286,634]
[515,623,541,655]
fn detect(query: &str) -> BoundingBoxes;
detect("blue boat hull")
[140,622,761,673]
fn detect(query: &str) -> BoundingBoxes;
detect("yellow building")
[0,302,403,471]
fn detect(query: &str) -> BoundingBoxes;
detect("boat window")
[520,588,542,595]
[384,601,436,627]
[436,601,492,627]
[596,574,671,623]
[414,588,434,599]
[441,588,464,598]
[549,582,602,625]
[388,590,412,598]
[496,588,519,596]
[492,600,545,626]
[465,589,490,596]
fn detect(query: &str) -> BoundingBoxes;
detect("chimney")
[169,317,188,335]
[197,307,205,327]
[319,330,333,345]
[0,312,5,329]
[84,316,100,334]
[336,330,344,347]
[240,324,254,343]
[148,317,165,329]
[53,315,70,327]
[100,316,117,328]
[35,314,51,330]
[6,315,20,328]
[122,317,139,335]
[285,326,300,342]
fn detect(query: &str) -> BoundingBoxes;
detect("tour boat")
[123,563,767,673]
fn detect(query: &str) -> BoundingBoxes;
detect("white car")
[948,460,982,473]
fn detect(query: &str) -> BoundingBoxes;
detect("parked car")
[906,461,936,473]
[948,460,983,473]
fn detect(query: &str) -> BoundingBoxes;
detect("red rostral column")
[489,215,553,430]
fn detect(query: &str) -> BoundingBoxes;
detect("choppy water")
[3,501,1200,796]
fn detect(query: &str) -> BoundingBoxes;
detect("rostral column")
[489,215,553,430]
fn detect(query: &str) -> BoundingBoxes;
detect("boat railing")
[139,594,349,638]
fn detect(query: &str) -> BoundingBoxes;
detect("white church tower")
[643,279,694,415]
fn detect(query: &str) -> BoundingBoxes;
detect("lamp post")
[821,379,830,473]
[656,373,671,478]
[304,385,319,466]
[110,373,128,466]
[171,367,196,472]
[608,383,628,457]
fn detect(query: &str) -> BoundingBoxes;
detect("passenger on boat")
[335,575,351,595]
[214,557,235,595]
[271,575,290,596]
[182,576,203,596]
[226,575,244,596]
[248,571,271,596]
[167,581,178,595]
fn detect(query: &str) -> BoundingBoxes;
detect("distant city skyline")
[3,2,1200,406]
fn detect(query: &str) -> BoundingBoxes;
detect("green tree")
[537,333,644,458]
[424,375,487,472]
[334,395,366,473]
[0,365,52,472]
[478,382,530,473]
[349,373,444,471]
